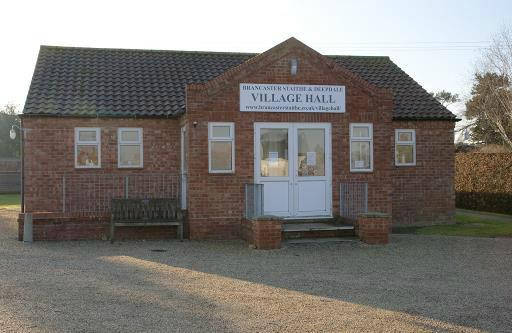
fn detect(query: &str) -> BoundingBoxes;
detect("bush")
[455,153,512,214]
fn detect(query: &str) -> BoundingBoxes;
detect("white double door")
[254,123,332,217]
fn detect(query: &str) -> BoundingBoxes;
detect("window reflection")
[260,129,288,177]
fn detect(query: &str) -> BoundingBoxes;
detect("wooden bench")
[110,198,184,243]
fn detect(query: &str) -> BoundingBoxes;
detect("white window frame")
[395,129,416,166]
[75,127,101,169]
[118,128,143,168]
[349,123,373,172]
[208,122,235,173]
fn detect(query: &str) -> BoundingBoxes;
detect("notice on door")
[268,152,278,166]
[240,83,345,113]
[306,152,316,166]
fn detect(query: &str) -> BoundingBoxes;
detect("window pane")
[260,129,288,177]
[212,126,231,138]
[211,141,232,171]
[79,130,97,142]
[351,141,370,169]
[297,129,325,176]
[121,130,139,142]
[398,132,413,142]
[352,126,369,138]
[120,145,141,166]
[77,145,99,167]
[396,144,414,164]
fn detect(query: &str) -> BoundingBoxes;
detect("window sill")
[350,169,373,173]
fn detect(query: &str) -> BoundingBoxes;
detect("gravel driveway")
[1,210,511,332]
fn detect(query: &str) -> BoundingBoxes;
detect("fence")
[245,183,264,218]
[62,173,182,213]
[0,172,20,193]
[340,181,368,220]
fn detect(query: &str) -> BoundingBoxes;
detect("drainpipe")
[20,118,24,213]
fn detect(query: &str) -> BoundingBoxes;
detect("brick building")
[20,38,456,241]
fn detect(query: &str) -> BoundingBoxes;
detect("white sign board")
[240,83,345,113]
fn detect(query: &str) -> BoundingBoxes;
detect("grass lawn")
[394,210,512,238]
[0,194,20,210]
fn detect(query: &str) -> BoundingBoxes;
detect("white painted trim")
[117,128,143,168]
[395,129,416,166]
[349,123,373,172]
[208,122,235,173]
[74,127,101,169]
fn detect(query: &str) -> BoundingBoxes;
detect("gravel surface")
[0,210,511,332]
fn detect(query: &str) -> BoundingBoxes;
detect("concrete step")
[285,237,358,245]
[282,218,337,224]
[282,222,355,240]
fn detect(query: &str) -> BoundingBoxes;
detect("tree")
[465,73,512,145]
[430,90,460,107]
[0,104,21,158]
[466,26,512,148]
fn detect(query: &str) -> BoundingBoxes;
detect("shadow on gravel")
[109,236,511,332]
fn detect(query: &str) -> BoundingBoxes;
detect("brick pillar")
[357,212,391,245]
[243,216,282,250]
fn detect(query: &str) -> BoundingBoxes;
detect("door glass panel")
[260,128,288,177]
[297,129,325,176]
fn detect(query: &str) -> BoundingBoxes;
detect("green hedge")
[455,153,512,214]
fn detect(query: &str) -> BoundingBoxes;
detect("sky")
[1,0,512,118]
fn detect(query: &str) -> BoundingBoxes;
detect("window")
[208,122,234,173]
[395,129,416,166]
[118,128,143,168]
[350,123,373,172]
[75,128,101,168]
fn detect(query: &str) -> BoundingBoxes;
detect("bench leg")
[110,222,115,244]
[179,224,183,242]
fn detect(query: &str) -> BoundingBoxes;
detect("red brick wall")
[186,43,395,240]
[392,121,455,225]
[22,117,181,213]
[357,213,391,244]
[18,213,177,241]
[241,217,282,249]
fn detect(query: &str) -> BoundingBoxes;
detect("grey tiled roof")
[23,46,456,120]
